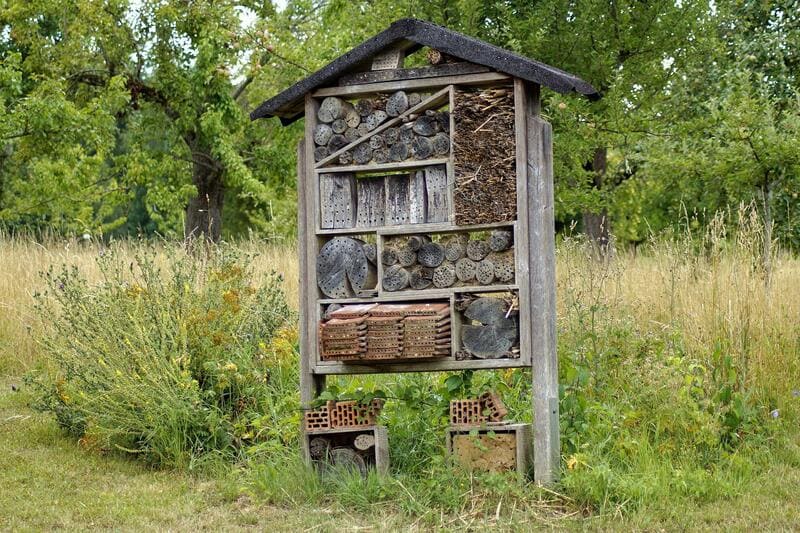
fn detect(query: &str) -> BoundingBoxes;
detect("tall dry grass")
[1,209,797,406]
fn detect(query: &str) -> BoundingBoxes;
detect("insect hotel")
[251,18,599,483]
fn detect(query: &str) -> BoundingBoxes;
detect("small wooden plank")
[340,62,490,86]
[321,284,519,304]
[316,87,451,168]
[373,425,390,475]
[514,79,532,369]
[319,173,357,229]
[408,170,427,223]
[313,357,527,375]
[316,219,513,236]
[314,158,449,175]
[424,165,449,223]
[313,72,511,98]
[356,176,386,227]
[385,174,410,225]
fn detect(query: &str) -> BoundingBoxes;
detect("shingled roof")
[251,18,599,124]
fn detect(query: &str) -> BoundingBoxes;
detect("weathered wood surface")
[356,177,385,228]
[319,173,356,229]
[425,165,449,223]
[314,72,510,98]
[408,171,427,223]
[382,264,410,291]
[339,62,490,86]
[316,237,376,298]
[521,80,560,484]
[432,261,456,288]
[417,241,445,268]
[385,174,410,225]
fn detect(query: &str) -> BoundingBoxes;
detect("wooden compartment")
[377,226,516,295]
[316,234,378,299]
[304,425,390,476]
[453,291,520,360]
[446,423,532,476]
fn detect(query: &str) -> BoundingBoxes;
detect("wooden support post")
[300,93,328,423]
[517,80,559,483]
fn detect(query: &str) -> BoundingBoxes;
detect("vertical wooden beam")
[522,80,560,483]
[300,95,326,412]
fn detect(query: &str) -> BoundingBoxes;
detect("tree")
[0,0,306,241]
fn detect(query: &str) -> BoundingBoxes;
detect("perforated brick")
[329,399,385,429]
[303,404,331,431]
[449,399,486,425]
[480,391,508,422]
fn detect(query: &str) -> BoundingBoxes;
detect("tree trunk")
[583,147,611,258]
[184,155,224,242]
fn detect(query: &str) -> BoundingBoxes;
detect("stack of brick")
[304,399,385,432]
[319,304,375,361]
[403,303,450,357]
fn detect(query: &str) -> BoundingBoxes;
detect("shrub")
[26,243,299,469]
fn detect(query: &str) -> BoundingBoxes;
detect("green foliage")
[26,244,298,468]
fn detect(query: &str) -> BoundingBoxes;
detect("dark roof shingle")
[251,18,599,123]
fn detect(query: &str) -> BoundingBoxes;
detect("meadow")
[1,209,799,530]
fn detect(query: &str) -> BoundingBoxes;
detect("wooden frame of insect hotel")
[251,18,599,484]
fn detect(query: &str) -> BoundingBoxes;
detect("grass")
[2,375,799,530]
[1,215,800,529]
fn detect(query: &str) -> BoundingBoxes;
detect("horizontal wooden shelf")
[318,284,518,304]
[305,425,383,436]
[313,357,526,375]
[312,72,510,98]
[316,220,515,236]
[314,158,449,175]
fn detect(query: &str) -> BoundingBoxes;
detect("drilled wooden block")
[424,165,449,223]
[320,173,357,229]
[356,176,386,227]
[385,174,410,225]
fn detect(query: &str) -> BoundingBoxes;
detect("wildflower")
[224,362,238,372]
[792,390,800,398]
[770,409,780,419]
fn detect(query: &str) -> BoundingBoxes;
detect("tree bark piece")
[466,240,489,261]
[389,142,409,162]
[411,136,433,159]
[396,245,417,267]
[318,97,346,123]
[432,261,456,288]
[338,151,352,165]
[384,127,399,145]
[355,99,374,117]
[365,110,388,131]
[444,239,465,262]
[455,257,476,282]
[353,433,375,451]
[356,176,385,227]
[373,148,389,164]
[385,174,410,225]
[369,135,385,150]
[461,321,516,358]
[344,127,359,142]
[408,170,427,223]
[432,132,450,155]
[316,237,375,298]
[344,105,361,128]
[464,297,507,325]
[412,115,439,136]
[407,92,422,107]
[425,165,449,223]
[492,250,515,282]
[476,258,496,285]
[327,134,348,153]
[319,173,356,229]
[382,264,410,292]
[362,242,377,264]
[399,125,415,143]
[331,118,347,134]
[409,265,434,290]
[353,143,373,165]
[314,146,330,162]
[489,230,513,251]
[313,124,333,146]
[406,235,427,251]
[381,248,398,266]
[417,242,445,268]
[386,91,409,117]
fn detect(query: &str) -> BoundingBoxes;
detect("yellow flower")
[224,362,238,372]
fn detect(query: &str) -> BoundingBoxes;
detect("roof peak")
[251,18,599,123]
